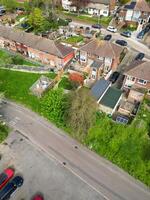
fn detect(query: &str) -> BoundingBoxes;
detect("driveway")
[0,101,150,200]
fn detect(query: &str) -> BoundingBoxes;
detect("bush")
[58,77,74,90]
[12,55,24,65]
[0,123,9,142]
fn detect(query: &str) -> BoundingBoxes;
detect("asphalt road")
[69,21,150,58]
[1,101,150,200]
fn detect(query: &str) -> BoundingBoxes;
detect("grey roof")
[89,0,110,4]
[90,60,103,69]
[0,25,74,58]
[91,79,110,100]
[100,87,122,109]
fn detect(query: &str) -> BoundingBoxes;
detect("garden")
[63,35,84,45]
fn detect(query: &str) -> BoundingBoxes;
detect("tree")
[0,0,17,11]
[41,89,68,125]
[69,73,84,86]
[71,0,89,15]
[118,0,130,5]
[28,8,47,33]
[66,88,97,137]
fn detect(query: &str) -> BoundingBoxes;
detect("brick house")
[123,60,150,94]
[62,0,116,16]
[79,39,123,79]
[117,0,150,26]
[0,26,74,69]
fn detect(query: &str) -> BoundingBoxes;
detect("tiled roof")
[100,87,122,109]
[124,0,150,12]
[91,78,111,100]
[0,25,74,58]
[80,39,123,58]
[124,61,150,81]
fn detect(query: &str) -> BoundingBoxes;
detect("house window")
[91,74,96,79]
[138,79,147,85]
[127,76,135,81]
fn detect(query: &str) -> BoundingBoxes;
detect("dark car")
[0,176,24,200]
[65,18,72,23]
[92,24,102,29]
[109,71,120,83]
[115,40,127,46]
[137,30,145,39]
[120,31,131,37]
[104,34,112,41]
[135,52,145,60]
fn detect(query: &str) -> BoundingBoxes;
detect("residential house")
[91,79,122,115]
[117,0,150,27]
[79,39,123,78]
[0,26,74,69]
[62,0,116,16]
[123,60,150,94]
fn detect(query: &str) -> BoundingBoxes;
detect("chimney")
[109,0,116,14]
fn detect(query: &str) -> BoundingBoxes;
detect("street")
[0,101,150,200]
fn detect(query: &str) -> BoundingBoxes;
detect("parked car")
[107,26,117,33]
[65,18,72,23]
[104,34,112,41]
[137,30,145,39]
[120,31,131,37]
[0,168,14,190]
[135,52,145,60]
[92,24,102,29]
[109,71,120,83]
[32,194,44,200]
[115,39,127,46]
[0,176,24,200]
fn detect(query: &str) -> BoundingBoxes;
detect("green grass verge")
[0,69,56,112]
[62,12,112,27]
[0,123,9,143]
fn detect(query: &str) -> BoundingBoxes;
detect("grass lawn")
[0,123,9,143]
[58,77,74,90]
[62,12,112,27]
[0,69,56,112]
[63,36,83,44]
[0,49,40,67]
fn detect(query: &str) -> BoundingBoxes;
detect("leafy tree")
[41,89,68,125]
[28,8,47,33]
[66,88,97,137]
[0,0,17,11]
[119,0,130,5]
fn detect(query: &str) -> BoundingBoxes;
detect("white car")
[107,26,117,33]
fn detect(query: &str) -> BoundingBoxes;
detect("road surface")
[1,101,150,200]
